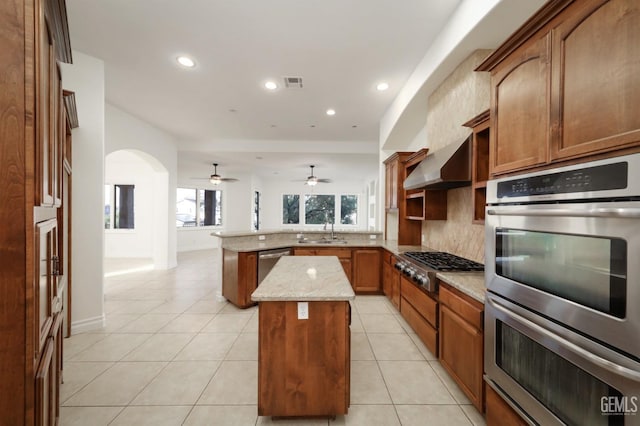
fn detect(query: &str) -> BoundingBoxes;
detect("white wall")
[106,104,178,269]
[61,51,105,333]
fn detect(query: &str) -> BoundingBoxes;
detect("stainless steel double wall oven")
[484,153,640,425]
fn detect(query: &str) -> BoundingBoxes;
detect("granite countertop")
[251,256,355,302]
[436,272,486,303]
[212,229,383,238]
[223,239,384,252]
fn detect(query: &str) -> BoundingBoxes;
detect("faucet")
[323,211,335,240]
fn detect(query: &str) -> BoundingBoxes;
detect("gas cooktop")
[394,251,484,293]
[403,251,484,272]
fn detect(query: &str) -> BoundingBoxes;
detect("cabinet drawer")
[295,248,352,259]
[400,297,437,356]
[439,285,483,330]
[400,277,437,327]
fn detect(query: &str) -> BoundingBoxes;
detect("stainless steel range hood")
[403,135,472,190]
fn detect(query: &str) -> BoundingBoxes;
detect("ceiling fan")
[191,163,239,185]
[301,165,332,186]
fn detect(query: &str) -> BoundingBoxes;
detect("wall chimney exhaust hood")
[403,135,472,190]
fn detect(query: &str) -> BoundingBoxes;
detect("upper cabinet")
[383,152,421,245]
[477,0,640,177]
[549,0,640,161]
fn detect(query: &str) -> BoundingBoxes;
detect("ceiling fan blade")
[317,178,332,183]
[220,178,239,182]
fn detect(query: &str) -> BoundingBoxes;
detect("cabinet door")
[352,249,381,293]
[240,252,257,307]
[339,258,352,284]
[490,34,551,176]
[36,219,58,356]
[385,161,398,210]
[35,337,55,426]
[439,304,484,412]
[382,261,392,298]
[550,0,640,161]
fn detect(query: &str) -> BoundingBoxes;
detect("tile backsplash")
[422,187,485,263]
[419,49,491,264]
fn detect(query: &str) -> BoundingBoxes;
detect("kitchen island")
[251,256,355,418]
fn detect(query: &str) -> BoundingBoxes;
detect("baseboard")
[71,314,105,334]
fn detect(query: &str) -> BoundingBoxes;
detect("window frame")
[281,192,359,228]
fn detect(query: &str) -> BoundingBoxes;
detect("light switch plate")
[258,235,266,240]
[369,234,377,240]
[298,302,309,320]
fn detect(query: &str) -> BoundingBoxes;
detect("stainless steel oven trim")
[485,200,640,358]
[485,293,640,425]
[487,152,640,204]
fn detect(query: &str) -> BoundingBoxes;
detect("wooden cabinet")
[35,312,63,426]
[294,247,353,284]
[485,385,528,426]
[352,249,381,293]
[438,283,484,412]
[1,0,74,422]
[403,150,447,221]
[258,301,350,417]
[222,249,258,308]
[488,33,551,175]
[478,0,640,177]
[549,0,640,161]
[381,250,400,309]
[464,110,490,223]
[400,276,438,356]
[384,159,399,210]
[383,152,422,245]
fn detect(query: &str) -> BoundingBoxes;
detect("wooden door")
[550,0,640,161]
[352,249,381,293]
[490,33,551,175]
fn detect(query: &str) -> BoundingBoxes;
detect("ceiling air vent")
[283,76,303,89]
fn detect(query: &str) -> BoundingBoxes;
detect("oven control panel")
[497,161,628,198]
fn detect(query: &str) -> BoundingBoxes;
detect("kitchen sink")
[297,239,348,245]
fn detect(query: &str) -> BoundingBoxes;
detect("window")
[282,194,300,224]
[282,193,359,226]
[104,184,135,229]
[340,195,358,225]
[253,191,261,230]
[176,188,222,227]
[304,194,335,225]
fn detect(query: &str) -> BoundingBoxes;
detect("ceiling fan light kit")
[206,163,238,185]
[304,165,331,186]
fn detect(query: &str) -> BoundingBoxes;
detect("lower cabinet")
[438,283,484,412]
[35,312,62,426]
[222,249,258,308]
[381,250,400,309]
[352,249,381,293]
[399,276,438,356]
[258,301,350,417]
[485,385,528,426]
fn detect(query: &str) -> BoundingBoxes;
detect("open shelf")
[464,110,490,224]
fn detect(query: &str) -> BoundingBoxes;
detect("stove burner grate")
[404,251,484,272]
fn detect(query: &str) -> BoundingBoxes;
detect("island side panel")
[258,300,350,417]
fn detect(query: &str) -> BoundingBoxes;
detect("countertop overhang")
[251,256,355,302]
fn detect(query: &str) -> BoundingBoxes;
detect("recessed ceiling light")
[264,81,278,90]
[376,82,389,91]
[326,109,336,116]
[176,55,196,68]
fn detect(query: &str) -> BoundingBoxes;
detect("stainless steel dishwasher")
[257,247,292,285]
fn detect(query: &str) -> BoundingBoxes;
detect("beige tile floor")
[61,250,486,426]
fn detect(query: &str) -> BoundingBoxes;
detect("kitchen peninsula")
[251,256,355,418]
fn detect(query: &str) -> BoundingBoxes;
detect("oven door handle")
[488,295,640,383]
[486,207,640,219]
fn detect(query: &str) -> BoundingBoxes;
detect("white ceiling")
[65,0,537,184]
